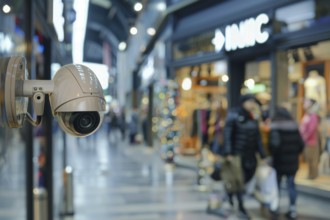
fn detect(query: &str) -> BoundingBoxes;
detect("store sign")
[212,13,270,52]
[0,33,13,53]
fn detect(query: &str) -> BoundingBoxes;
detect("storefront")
[138,41,168,147]
[0,1,74,219]
[169,0,330,191]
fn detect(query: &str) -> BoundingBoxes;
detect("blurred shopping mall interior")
[0,0,330,219]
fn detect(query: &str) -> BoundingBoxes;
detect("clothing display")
[191,107,224,148]
[191,109,211,146]
[304,70,327,117]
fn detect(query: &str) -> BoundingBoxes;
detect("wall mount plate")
[0,56,28,128]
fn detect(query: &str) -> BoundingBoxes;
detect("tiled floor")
[61,129,330,220]
[1,128,330,220]
[0,131,26,220]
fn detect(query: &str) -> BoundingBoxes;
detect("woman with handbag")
[269,107,304,220]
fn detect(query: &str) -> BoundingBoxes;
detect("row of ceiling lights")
[1,1,153,53]
[129,26,156,36]
[118,25,155,51]
[118,1,165,51]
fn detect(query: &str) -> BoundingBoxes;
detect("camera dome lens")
[70,112,100,135]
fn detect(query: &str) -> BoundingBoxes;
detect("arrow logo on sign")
[0,33,13,53]
[212,29,225,52]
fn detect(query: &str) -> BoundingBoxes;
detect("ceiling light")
[182,77,192,91]
[156,2,166,11]
[130,27,138,35]
[147,27,156,36]
[3,4,11,13]
[118,42,127,51]
[134,2,143,12]
[72,0,89,63]
[244,78,255,90]
[222,74,229,83]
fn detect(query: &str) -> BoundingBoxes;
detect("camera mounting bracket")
[1,56,29,128]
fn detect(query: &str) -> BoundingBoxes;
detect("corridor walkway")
[1,127,329,220]
[62,128,330,220]
[63,129,221,220]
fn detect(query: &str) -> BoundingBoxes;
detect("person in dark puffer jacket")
[223,94,266,219]
[269,107,304,220]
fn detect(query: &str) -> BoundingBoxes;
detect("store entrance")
[228,54,271,112]
[228,56,272,157]
[174,61,229,155]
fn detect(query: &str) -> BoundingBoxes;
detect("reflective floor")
[62,128,330,220]
[0,131,26,220]
[1,127,330,220]
[63,129,220,220]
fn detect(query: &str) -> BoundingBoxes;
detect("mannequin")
[304,70,329,153]
[304,70,327,117]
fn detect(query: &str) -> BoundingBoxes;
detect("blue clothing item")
[277,174,297,206]
[129,112,139,134]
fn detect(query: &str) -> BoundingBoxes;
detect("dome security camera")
[0,56,106,137]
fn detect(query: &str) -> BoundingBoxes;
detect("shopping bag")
[221,156,244,193]
[245,175,257,196]
[254,165,279,211]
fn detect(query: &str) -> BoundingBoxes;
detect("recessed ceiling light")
[130,27,138,35]
[118,42,127,51]
[134,2,143,12]
[182,77,192,91]
[91,0,112,9]
[147,28,156,36]
[156,2,166,11]
[3,4,11,14]
[222,74,229,83]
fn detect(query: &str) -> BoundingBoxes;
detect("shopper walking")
[222,94,266,219]
[269,107,304,219]
[107,108,120,142]
[119,107,127,140]
[129,108,139,144]
[299,98,320,179]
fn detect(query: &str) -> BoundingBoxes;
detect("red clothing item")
[300,113,319,146]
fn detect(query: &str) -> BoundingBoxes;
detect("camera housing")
[0,56,106,137]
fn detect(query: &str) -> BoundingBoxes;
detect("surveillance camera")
[0,56,106,137]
